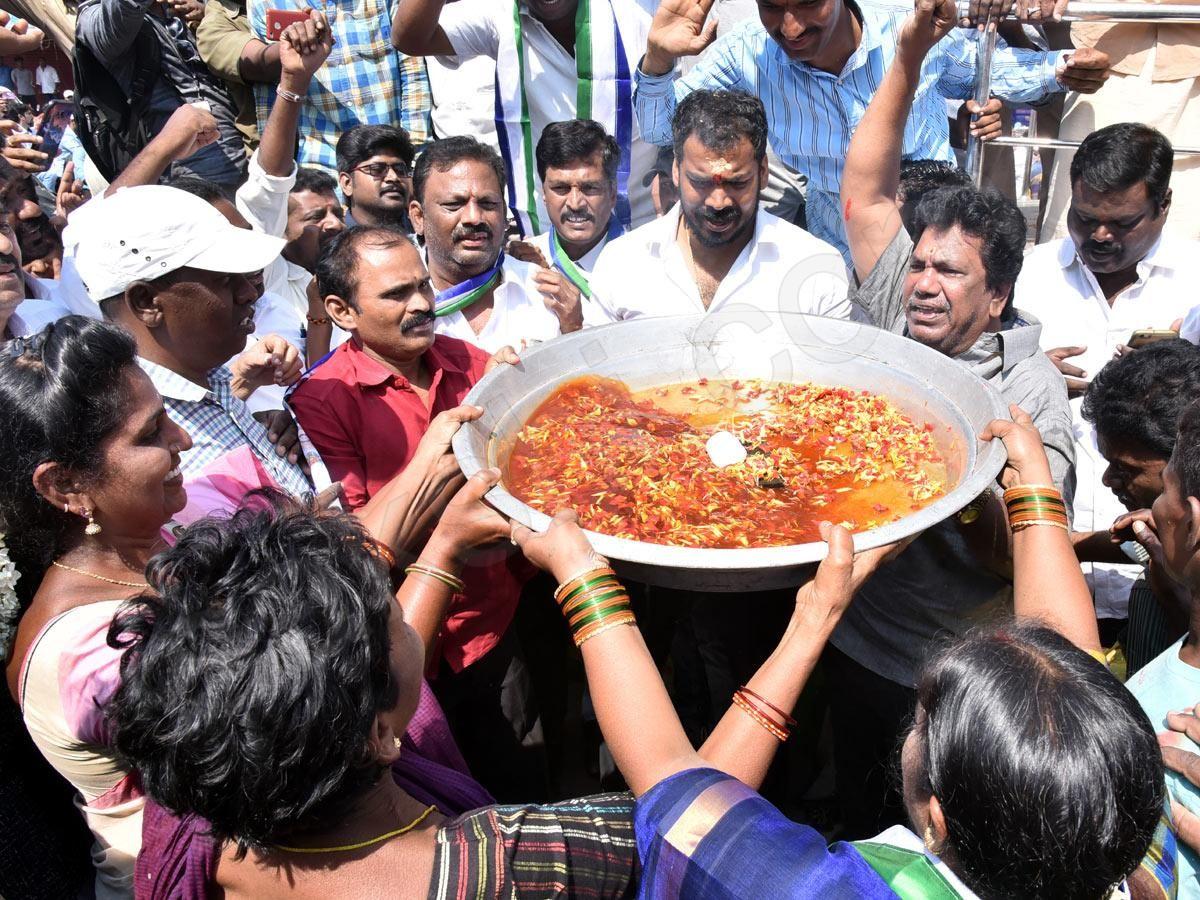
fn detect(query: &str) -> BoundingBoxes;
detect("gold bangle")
[404,563,465,593]
[574,611,637,648]
[1010,519,1070,533]
[554,566,615,603]
[732,693,789,742]
[306,314,330,326]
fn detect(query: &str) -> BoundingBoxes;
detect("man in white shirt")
[1018,122,1200,627]
[393,0,663,230]
[590,90,850,324]
[410,136,581,353]
[34,61,58,102]
[10,60,33,104]
[510,119,621,327]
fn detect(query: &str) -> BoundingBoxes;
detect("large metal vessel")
[453,311,1008,591]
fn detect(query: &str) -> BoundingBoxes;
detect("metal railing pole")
[955,1,1200,22]
[964,20,997,186]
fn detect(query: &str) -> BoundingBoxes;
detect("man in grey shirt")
[831,0,1075,838]
[77,0,246,184]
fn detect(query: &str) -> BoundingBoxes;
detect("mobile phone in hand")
[1128,329,1179,350]
[265,8,309,41]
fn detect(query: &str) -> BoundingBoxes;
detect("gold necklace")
[275,804,437,854]
[50,560,148,588]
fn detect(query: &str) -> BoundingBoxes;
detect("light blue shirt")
[1127,636,1200,898]
[634,0,1068,257]
[34,126,88,194]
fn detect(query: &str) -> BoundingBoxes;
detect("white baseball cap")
[69,185,285,302]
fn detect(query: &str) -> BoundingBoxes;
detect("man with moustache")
[834,0,1074,837]
[1016,123,1200,635]
[75,185,314,504]
[336,125,416,231]
[411,136,581,352]
[638,0,1110,258]
[509,119,621,326]
[287,225,547,798]
[590,90,851,322]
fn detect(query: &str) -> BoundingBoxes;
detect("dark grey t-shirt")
[833,228,1076,687]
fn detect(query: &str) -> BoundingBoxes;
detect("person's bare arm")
[238,38,281,82]
[513,513,896,795]
[981,405,1102,652]
[256,11,332,177]
[352,405,484,555]
[391,0,454,54]
[104,104,220,195]
[843,0,956,283]
[391,468,511,660]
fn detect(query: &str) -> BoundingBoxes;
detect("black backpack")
[72,24,161,183]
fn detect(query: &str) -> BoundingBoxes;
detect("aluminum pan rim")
[453,312,1009,572]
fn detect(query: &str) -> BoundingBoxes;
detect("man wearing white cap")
[71,184,314,509]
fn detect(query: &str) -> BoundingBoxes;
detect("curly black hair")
[0,317,138,604]
[912,186,1026,298]
[1081,339,1200,458]
[107,494,401,853]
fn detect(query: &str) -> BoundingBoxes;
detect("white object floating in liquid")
[706,430,747,468]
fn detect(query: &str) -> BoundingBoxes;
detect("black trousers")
[432,627,550,804]
[823,644,917,840]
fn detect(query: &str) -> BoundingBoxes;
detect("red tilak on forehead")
[713,172,724,186]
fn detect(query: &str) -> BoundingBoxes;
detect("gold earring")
[393,736,403,751]
[923,824,936,853]
[84,510,102,536]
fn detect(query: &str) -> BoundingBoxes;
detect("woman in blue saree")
[513,405,1169,900]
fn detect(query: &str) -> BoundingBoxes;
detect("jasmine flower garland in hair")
[0,533,20,663]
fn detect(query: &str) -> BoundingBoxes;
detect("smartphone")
[1128,329,1179,349]
[36,100,70,161]
[265,8,309,41]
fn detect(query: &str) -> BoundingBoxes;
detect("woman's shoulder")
[19,597,127,738]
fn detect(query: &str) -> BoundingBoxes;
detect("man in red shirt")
[289,224,545,798]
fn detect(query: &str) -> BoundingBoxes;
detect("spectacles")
[354,161,411,180]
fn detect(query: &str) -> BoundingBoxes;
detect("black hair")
[912,186,1025,297]
[107,495,401,852]
[671,90,768,165]
[1173,400,1200,502]
[411,135,507,206]
[1070,123,1174,211]
[167,175,233,205]
[535,119,620,185]
[315,224,412,310]
[913,622,1163,900]
[1082,339,1200,458]
[0,317,137,604]
[335,124,415,174]
[293,166,338,196]
[898,160,972,236]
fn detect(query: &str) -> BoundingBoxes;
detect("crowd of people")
[1,0,1199,896]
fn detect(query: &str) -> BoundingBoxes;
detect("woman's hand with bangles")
[511,509,608,584]
[979,404,1055,490]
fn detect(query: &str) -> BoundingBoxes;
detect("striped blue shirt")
[634,0,1067,256]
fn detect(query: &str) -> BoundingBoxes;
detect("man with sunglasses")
[336,124,416,232]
